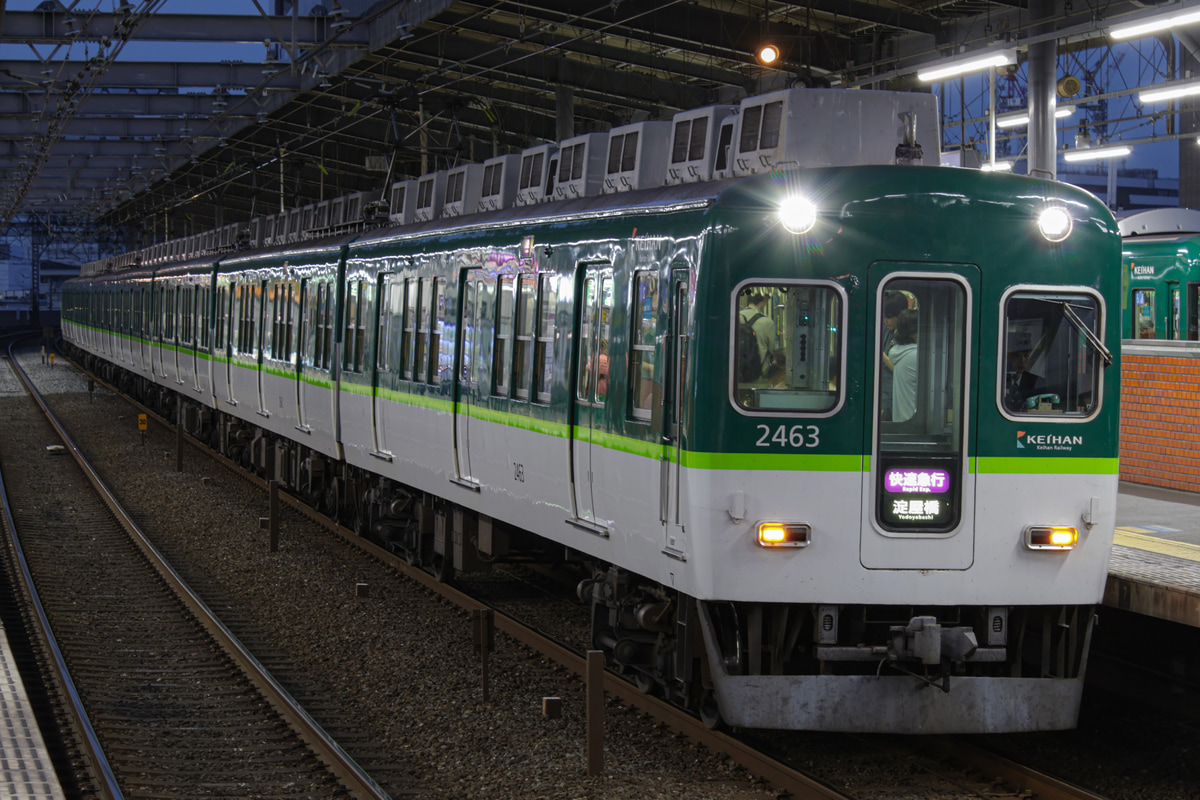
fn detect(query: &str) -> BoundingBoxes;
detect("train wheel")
[634,672,656,694]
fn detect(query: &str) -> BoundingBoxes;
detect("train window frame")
[1131,286,1156,340]
[377,277,399,374]
[318,281,334,371]
[492,274,515,396]
[630,269,659,421]
[415,278,433,383]
[534,273,558,405]
[343,279,363,373]
[215,286,227,351]
[512,273,537,400]
[402,277,417,380]
[873,274,972,537]
[432,279,448,386]
[998,285,1106,423]
[728,278,848,419]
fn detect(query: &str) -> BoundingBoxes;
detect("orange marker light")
[756,522,811,548]
[1025,526,1078,550]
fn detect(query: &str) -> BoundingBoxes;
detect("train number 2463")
[756,424,820,448]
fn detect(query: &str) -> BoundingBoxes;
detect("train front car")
[679,166,1121,733]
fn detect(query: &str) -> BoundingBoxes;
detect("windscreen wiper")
[1060,301,1113,367]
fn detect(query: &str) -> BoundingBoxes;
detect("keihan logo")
[1017,431,1083,450]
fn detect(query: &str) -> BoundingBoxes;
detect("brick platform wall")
[1120,352,1200,493]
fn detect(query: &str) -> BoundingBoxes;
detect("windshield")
[1002,292,1103,417]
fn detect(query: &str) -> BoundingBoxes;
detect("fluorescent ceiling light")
[917,49,1017,83]
[995,105,1077,129]
[981,161,1014,172]
[1110,6,1200,40]
[1139,80,1200,103]
[1063,145,1132,162]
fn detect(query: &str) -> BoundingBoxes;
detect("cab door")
[861,265,979,571]
[569,263,613,530]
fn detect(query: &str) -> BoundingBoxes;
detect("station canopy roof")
[0,0,1162,238]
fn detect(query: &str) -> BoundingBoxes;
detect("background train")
[1120,207,1200,339]
[62,87,1122,734]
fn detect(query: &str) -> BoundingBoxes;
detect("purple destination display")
[884,468,950,494]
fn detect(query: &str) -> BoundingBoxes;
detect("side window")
[733,283,841,413]
[1002,291,1103,417]
[493,275,514,395]
[432,279,448,385]
[309,283,323,368]
[630,271,659,420]
[320,282,334,370]
[403,278,418,379]
[1132,288,1156,339]
[284,281,297,362]
[576,275,614,404]
[415,279,433,383]
[876,278,967,533]
[535,273,557,404]
[343,280,361,372]
[267,282,280,359]
[513,273,536,400]
[163,286,175,340]
[198,287,210,349]
[576,278,595,401]
[377,278,396,373]
[215,286,227,350]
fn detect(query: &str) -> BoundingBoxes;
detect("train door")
[661,267,690,557]
[371,274,399,459]
[139,286,151,371]
[294,278,308,429]
[862,265,979,571]
[219,283,236,406]
[570,262,614,529]
[153,283,166,378]
[256,279,269,415]
[171,284,182,381]
[454,268,492,488]
[189,285,202,391]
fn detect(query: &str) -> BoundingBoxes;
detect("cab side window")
[1002,291,1103,417]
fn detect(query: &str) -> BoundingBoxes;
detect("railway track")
[42,343,1126,800]
[0,343,394,799]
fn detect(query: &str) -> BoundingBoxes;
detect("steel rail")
[0,341,123,800]
[81,355,853,800]
[917,737,1111,800]
[11,344,391,800]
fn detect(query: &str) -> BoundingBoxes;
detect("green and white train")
[1120,207,1200,340]
[63,88,1121,733]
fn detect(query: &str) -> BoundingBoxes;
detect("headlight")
[1037,206,1073,243]
[779,196,818,234]
[1024,525,1078,550]
[756,521,811,548]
